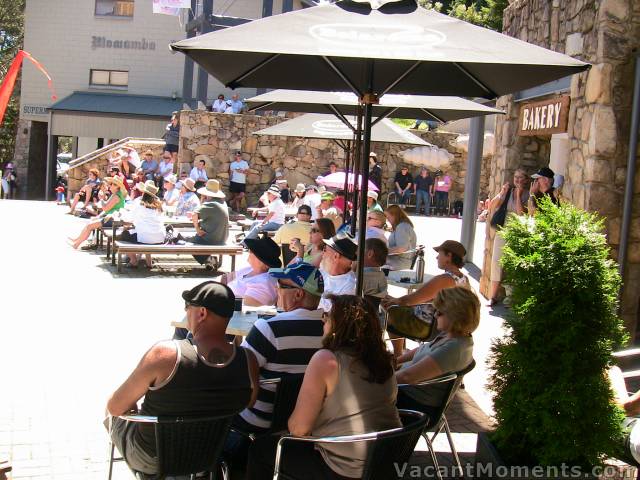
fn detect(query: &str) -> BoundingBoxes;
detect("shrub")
[488,197,628,468]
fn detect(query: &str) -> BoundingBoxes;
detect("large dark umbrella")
[170,0,590,295]
[246,90,503,125]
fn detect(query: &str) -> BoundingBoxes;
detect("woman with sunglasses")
[395,287,479,413]
[247,294,400,479]
[289,217,336,267]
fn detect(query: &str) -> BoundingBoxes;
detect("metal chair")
[398,359,477,480]
[108,413,234,480]
[273,409,427,480]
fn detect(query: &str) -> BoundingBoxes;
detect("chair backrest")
[362,410,428,480]
[268,373,305,433]
[281,244,297,266]
[364,295,382,312]
[399,359,477,430]
[154,414,234,476]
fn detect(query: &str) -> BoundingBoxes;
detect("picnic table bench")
[114,241,244,273]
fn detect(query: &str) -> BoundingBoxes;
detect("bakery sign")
[518,95,570,136]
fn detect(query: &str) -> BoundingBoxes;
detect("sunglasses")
[310,228,320,233]
[277,281,299,290]
[435,310,444,317]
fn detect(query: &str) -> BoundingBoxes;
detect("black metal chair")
[398,359,477,480]
[272,409,427,480]
[108,413,234,480]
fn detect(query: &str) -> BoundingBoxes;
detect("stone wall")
[482,0,640,338]
[178,111,489,208]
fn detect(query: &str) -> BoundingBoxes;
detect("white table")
[171,307,278,337]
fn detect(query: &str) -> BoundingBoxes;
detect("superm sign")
[518,95,570,136]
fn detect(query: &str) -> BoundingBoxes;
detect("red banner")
[0,50,56,126]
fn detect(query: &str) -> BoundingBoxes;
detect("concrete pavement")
[0,201,505,479]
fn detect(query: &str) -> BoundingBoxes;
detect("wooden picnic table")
[171,306,277,337]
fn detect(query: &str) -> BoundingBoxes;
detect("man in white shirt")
[189,159,209,189]
[318,232,357,311]
[229,151,250,212]
[303,185,321,220]
[212,94,226,113]
[244,185,285,240]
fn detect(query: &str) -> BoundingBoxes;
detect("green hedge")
[488,197,628,468]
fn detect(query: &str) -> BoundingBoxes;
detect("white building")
[15,0,306,198]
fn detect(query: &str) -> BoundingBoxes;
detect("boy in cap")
[273,204,313,249]
[317,191,343,231]
[106,281,258,475]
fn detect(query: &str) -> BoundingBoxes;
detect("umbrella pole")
[350,105,363,235]
[343,140,351,223]
[355,96,374,297]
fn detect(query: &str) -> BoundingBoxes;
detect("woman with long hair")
[247,294,401,480]
[385,204,417,270]
[288,217,336,267]
[123,181,165,268]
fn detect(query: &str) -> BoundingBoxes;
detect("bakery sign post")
[518,95,570,136]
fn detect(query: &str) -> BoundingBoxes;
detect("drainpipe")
[45,110,53,201]
[619,55,640,281]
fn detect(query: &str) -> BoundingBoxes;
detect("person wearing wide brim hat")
[175,178,200,217]
[197,179,226,198]
[184,178,229,269]
[136,179,160,198]
[244,185,286,241]
[125,180,165,267]
[290,183,307,209]
[223,234,282,307]
[104,175,127,194]
[318,232,357,311]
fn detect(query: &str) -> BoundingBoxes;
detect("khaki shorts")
[105,415,159,474]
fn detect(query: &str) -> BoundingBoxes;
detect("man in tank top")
[105,281,259,475]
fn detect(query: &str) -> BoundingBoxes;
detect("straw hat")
[105,176,126,192]
[182,178,196,192]
[197,179,225,198]
[136,180,159,198]
[295,183,306,193]
[367,190,378,200]
[164,174,178,185]
[266,185,281,198]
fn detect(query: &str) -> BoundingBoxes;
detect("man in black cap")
[319,232,358,311]
[528,166,559,215]
[106,281,258,475]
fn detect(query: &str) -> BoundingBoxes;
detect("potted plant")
[477,197,628,478]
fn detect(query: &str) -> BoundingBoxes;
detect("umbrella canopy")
[253,113,430,146]
[247,90,504,124]
[171,0,589,99]
[317,172,379,191]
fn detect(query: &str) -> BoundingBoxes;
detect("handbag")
[490,187,512,228]
[385,304,437,342]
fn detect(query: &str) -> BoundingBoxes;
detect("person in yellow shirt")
[273,204,313,246]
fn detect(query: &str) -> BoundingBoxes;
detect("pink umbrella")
[316,172,379,192]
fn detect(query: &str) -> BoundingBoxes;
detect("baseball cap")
[321,192,335,201]
[297,204,312,216]
[433,240,466,259]
[269,262,324,297]
[531,167,555,179]
[182,281,235,318]
[323,232,358,261]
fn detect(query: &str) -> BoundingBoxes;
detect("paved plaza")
[0,200,505,479]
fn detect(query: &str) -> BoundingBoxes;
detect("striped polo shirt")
[239,308,324,431]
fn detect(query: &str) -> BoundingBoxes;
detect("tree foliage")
[418,0,509,31]
[488,198,628,468]
[0,0,25,165]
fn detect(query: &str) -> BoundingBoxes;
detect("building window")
[95,0,134,17]
[90,69,129,88]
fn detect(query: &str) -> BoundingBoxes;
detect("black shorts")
[164,144,178,153]
[230,181,246,193]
